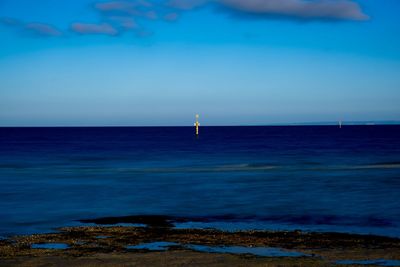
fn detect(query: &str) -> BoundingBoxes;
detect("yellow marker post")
[194,114,200,136]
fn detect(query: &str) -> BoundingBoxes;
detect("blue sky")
[0,0,399,126]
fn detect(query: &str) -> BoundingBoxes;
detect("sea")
[0,126,399,238]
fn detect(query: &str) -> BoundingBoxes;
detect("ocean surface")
[0,126,399,237]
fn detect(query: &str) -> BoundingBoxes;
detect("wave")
[1,161,399,172]
[350,162,400,170]
[118,163,279,173]
[119,162,400,173]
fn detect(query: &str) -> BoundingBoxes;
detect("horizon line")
[1,120,399,128]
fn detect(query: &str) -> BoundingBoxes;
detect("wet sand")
[1,216,400,267]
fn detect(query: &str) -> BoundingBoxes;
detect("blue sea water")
[0,126,399,237]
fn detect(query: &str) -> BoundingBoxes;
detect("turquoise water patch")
[31,243,69,249]
[127,242,179,251]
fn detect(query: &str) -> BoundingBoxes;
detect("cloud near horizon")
[0,0,369,38]
[71,23,119,36]
[25,23,63,37]
[0,17,62,37]
[169,0,368,21]
[226,0,368,21]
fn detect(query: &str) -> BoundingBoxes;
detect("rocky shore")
[1,215,400,266]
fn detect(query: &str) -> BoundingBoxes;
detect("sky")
[0,0,399,126]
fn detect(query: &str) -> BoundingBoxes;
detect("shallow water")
[127,242,179,251]
[336,259,400,266]
[31,243,69,249]
[126,242,307,257]
[0,126,399,237]
[186,244,307,257]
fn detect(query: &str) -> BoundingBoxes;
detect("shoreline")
[1,217,400,267]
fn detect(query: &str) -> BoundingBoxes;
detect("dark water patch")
[242,214,394,228]
[336,259,400,266]
[80,215,175,228]
[261,215,395,228]
[119,164,279,174]
[31,243,69,249]
[66,155,127,163]
[0,163,32,169]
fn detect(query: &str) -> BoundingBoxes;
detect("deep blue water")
[0,126,399,237]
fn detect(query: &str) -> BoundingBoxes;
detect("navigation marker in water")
[194,114,200,135]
